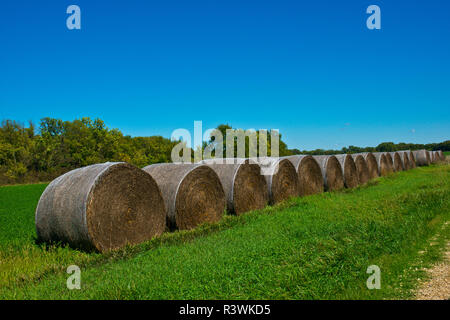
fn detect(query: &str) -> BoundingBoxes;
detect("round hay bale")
[334,154,359,188]
[313,155,345,191]
[413,149,430,166]
[408,150,417,168]
[433,151,440,163]
[355,152,379,179]
[35,162,166,252]
[351,154,370,185]
[260,157,299,204]
[426,150,432,164]
[384,153,395,172]
[372,152,390,176]
[283,155,324,196]
[429,151,435,163]
[398,151,410,170]
[201,158,269,215]
[438,150,445,161]
[389,152,404,171]
[142,163,226,230]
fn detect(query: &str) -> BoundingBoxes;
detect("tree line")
[0,118,448,185]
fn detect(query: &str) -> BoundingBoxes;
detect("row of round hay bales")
[35,148,441,252]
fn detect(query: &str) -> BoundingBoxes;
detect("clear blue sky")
[0,0,449,150]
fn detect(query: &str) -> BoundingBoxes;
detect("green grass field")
[1,165,449,299]
[444,151,450,156]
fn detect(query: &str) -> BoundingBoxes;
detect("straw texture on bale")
[398,151,410,170]
[35,162,166,252]
[260,158,299,204]
[355,153,379,179]
[408,150,417,168]
[430,151,436,164]
[283,155,324,196]
[384,153,395,172]
[142,163,226,230]
[334,154,359,188]
[202,158,269,215]
[372,152,390,176]
[313,155,345,191]
[426,151,432,164]
[413,149,430,166]
[389,152,404,171]
[433,151,441,163]
[351,154,370,185]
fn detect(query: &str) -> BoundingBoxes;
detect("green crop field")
[1,165,449,300]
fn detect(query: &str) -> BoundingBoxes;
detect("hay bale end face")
[354,152,379,179]
[389,152,404,171]
[313,155,345,191]
[143,163,226,230]
[413,149,430,166]
[283,155,324,196]
[408,151,417,168]
[351,154,370,185]
[202,158,269,215]
[334,154,359,188]
[398,151,410,170]
[35,162,166,252]
[262,158,299,204]
[372,152,390,176]
[384,153,395,172]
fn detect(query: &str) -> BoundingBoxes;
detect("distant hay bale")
[202,158,269,215]
[35,162,166,252]
[372,152,390,176]
[334,154,359,188]
[142,163,226,230]
[429,151,436,163]
[438,150,445,161]
[389,152,404,171]
[283,155,324,196]
[351,154,370,185]
[397,151,410,170]
[426,151,432,164]
[408,150,417,168]
[313,155,345,191]
[260,157,299,204]
[413,149,430,166]
[384,153,395,172]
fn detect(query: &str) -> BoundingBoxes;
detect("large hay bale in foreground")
[413,149,430,166]
[334,154,359,188]
[260,157,299,204]
[313,155,345,191]
[351,154,370,185]
[283,155,324,196]
[142,163,226,230]
[372,152,390,176]
[202,158,269,215]
[408,150,417,168]
[389,152,404,171]
[35,162,166,252]
[397,151,410,170]
[384,153,395,172]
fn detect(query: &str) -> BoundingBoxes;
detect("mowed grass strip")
[0,165,449,299]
